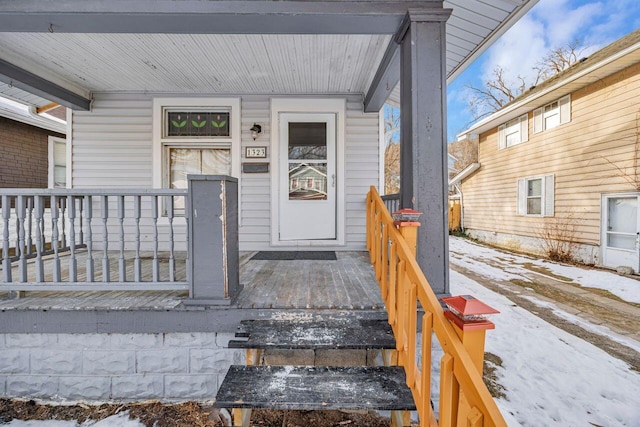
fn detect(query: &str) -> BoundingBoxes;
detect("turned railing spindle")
[16,195,27,282]
[118,195,126,282]
[78,197,84,245]
[2,195,12,283]
[101,195,110,282]
[26,197,33,255]
[133,195,142,282]
[59,197,67,248]
[51,196,62,281]
[84,195,94,282]
[33,196,44,282]
[51,195,61,282]
[152,195,159,282]
[67,195,77,282]
[167,195,175,282]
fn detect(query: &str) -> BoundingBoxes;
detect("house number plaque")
[245,146,267,158]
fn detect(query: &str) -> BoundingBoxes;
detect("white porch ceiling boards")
[0,33,391,96]
[0,0,538,108]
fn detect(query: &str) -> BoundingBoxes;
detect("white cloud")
[482,14,547,85]
[479,0,640,95]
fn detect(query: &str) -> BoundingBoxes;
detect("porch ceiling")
[0,0,537,109]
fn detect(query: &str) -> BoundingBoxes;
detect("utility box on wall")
[186,175,240,305]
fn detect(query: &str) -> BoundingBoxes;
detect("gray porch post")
[398,9,451,297]
[185,175,240,306]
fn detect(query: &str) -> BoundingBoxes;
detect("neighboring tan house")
[0,90,67,188]
[455,29,640,273]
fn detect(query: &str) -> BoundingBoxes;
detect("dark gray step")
[228,318,396,350]
[214,365,416,411]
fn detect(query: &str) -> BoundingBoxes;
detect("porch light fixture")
[250,123,262,140]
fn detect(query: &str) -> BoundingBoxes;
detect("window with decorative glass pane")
[165,109,230,138]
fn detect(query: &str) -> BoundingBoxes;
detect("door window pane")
[608,234,635,250]
[608,197,637,234]
[289,162,327,200]
[288,123,327,160]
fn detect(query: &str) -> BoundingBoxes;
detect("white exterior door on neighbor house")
[279,113,336,241]
[602,194,639,272]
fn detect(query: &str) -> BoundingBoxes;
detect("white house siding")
[461,62,640,263]
[72,93,379,251]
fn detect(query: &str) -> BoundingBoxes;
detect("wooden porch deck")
[0,251,383,311]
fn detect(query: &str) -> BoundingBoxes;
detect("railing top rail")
[0,189,188,196]
[367,185,506,426]
[380,193,400,201]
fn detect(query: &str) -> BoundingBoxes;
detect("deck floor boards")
[1,251,383,311]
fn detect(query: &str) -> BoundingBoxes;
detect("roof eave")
[458,40,640,139]
[448,162,480,185]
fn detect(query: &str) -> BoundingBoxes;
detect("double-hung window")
[533,95,570,133]
[517,175,555,217]
[153,98,241,194]
[498,114,528,149]
[48,136,67,188]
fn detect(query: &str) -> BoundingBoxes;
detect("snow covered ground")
[449,237,640,304]
[3,413,142,427]
[450,237,640,427]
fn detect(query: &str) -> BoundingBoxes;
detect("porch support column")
[397,9,451,297]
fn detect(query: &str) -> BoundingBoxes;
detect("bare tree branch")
[466,40,582,121]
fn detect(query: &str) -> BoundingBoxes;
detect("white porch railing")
[0,189,189,292]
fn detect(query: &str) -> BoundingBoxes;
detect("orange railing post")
[366,186,507,427]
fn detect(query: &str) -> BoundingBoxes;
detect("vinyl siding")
[72,93,378,251]
[461,61,640,249]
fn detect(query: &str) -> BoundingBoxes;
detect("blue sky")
[446,0,640,141]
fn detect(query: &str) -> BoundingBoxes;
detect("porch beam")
[0,1,442,35]
[363,41,400,113]
[398,9,452,297]
[0,59,91,111]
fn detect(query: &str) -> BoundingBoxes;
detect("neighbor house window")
[517,175,555,217]
[48,136,67,188]
[498,114,528,149]
[533,95,570,133]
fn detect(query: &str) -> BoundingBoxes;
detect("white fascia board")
[448,162,480,185]
[458,41,640,140]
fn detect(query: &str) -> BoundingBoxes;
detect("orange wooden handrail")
[366,186,507,427]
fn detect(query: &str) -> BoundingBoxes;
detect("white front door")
[602,194,639,272]
[279,113,336,241]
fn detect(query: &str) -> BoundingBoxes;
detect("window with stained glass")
[165,110,230,138]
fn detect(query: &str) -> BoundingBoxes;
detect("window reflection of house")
[288,163,327,200]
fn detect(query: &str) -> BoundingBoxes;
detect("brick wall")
[0,117,65,188]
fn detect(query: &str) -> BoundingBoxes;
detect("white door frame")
[601,192,640,272]
[270,98,346,247]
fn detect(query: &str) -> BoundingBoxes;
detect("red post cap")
[441,295,499,331]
